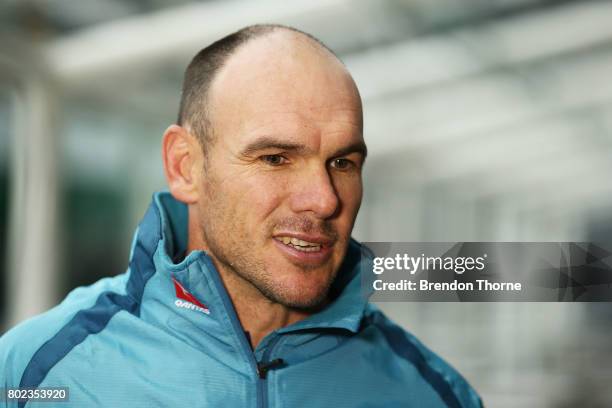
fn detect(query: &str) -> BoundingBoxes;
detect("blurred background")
[1,0,612,406]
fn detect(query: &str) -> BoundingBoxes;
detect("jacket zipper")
[256,336,283,408]
[203,257,283,408]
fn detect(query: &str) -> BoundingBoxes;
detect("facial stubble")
[197,173,343,310]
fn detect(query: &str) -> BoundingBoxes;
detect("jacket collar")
[135,191,370,334]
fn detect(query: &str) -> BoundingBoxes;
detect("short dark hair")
[176,24,336,150]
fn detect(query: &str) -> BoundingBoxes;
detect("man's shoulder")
[0,273,129,387]
[361,304,483,408]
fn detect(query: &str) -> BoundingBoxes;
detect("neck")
[214,265,311,349]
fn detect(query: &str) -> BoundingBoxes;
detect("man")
[1,25,482,407]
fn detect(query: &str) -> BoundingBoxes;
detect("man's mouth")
[274,237,322,252]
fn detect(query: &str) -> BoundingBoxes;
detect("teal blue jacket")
[1,192,482,407]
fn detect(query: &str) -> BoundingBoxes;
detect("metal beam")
[1,39,60,328]
[43,0,357,81]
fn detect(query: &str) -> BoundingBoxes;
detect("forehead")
[207,31,363,149]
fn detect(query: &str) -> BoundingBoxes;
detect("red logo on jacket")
[172,277,210,315]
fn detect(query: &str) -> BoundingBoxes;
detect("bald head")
[177,24,361,150]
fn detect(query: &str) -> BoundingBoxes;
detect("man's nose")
[289,165,340,219]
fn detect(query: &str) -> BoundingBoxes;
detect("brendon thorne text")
[373,279,522,292]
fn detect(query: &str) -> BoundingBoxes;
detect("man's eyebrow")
[241,136,367,160]
[241,136,308,156]
[331,141,368,160]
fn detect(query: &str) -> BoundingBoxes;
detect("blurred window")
[60,185,128,297]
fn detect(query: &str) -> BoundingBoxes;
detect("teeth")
[275,236,321,252]
[290,237,311,246]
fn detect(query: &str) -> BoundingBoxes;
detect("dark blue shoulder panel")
[17,202,162,408]
[370,311,465,408]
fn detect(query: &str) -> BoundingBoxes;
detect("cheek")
[223,173,289,225]
[335,175,363,215]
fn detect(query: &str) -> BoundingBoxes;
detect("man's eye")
[330,158,353,170]
[261,154,287,166]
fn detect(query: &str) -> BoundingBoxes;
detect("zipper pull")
[256,358,285,379]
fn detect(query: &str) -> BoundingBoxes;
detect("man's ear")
[162,124,203,204]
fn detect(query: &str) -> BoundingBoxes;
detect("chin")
[278,292,329,311]
[264,273,334,310]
